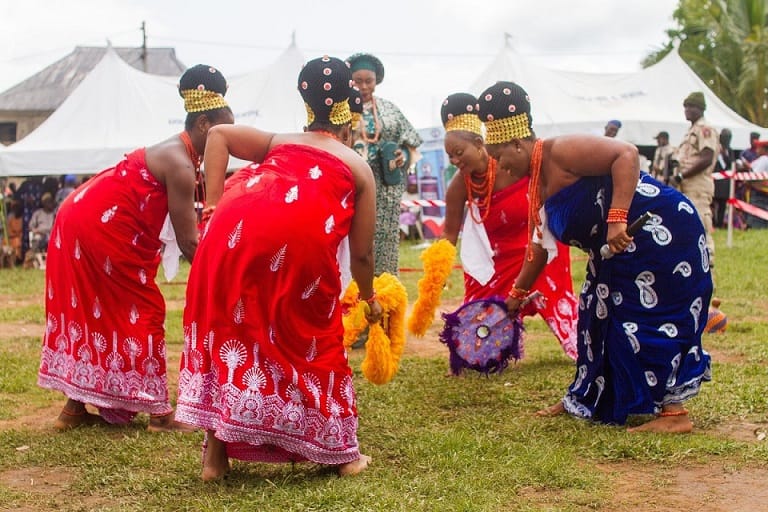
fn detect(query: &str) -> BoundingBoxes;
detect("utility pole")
[141,21,147,72]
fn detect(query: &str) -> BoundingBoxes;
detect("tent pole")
[141,21,148,73]
[726,163,734,248]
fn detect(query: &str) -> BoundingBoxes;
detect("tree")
[643,0,768,126]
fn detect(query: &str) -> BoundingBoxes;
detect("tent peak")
[504,32,514,49]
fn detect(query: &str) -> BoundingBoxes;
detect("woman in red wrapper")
[440,93,578,360]
[38,65,234,432]
[176,56,383,480]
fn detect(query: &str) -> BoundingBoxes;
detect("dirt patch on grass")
[0,466,109,511]
[0,322,44,340]
[710,420,768,443]
[0,295,41,308]
[399,298,460,358]
[598,462,768,512]
[707,347,748,364]
[165,299,185,311]
[0,466,75,494]
[402,333,447,358]
[0,404,62,432]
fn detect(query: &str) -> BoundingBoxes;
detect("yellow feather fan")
[341,272,408,385]
[406,239,457,336]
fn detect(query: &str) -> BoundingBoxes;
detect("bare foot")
[338,454,372,477]
[202,432,230,482]
[54,399,108,430]
[535,401,565,417]
[147,412,199,433]
[627,414,693,434]
[54,410,108,430]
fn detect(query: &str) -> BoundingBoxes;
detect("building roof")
[0,42,311,176]
[0,46,185,111]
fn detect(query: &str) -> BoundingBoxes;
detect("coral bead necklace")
[360,98,382,144]
[526,139,544,261]
[463,157,497,223]
[180,131,205,206]
[314,130,342,142]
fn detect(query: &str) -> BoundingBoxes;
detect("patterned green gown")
[353,96,422,276]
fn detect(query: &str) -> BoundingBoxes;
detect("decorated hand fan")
[439,297,523,376]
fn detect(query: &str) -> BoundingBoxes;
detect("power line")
[0,28,144,65]
[148,34,655,60]
[0,28,658,68]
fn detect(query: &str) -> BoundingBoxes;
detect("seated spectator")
[739,131,761,163]
[27,193,56,257]
[2,199,23,266]
[603,119,621,138]
[745,140,768,228]
[400,174,424,241]
[4,181,17,198]
[747,140,768,172]
[55,175,78,206]
[15,176,44,259]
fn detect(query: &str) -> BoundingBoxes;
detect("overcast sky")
[0,0,680,128]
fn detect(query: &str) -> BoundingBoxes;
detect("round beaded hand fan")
[439,297,523,376]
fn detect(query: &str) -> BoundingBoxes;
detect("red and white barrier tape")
[400,199,446,207]
[399,174,767,208]
[728,198,768,221]
[713,171,768,181]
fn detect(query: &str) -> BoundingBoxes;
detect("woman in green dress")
[347,53,422,276]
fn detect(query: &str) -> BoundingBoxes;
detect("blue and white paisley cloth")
[544,172,712,425]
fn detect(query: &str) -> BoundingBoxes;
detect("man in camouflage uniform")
[674,91,718,265]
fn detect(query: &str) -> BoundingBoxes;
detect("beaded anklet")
[658,409,688,417]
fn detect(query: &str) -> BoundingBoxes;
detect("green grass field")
[0,229,766,511]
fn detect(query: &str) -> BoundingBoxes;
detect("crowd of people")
[0,48,758,481]
[0,174,79,268]
[649,94,767,233]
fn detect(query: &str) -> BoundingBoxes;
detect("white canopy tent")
[227,43,306,133]
[4,40,765,178]
[0,47,182,177]
[468,44,766,148]
[0,43,308,177]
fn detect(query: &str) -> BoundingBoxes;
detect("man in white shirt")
[748,141,768,172]
[746,141,768,228]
